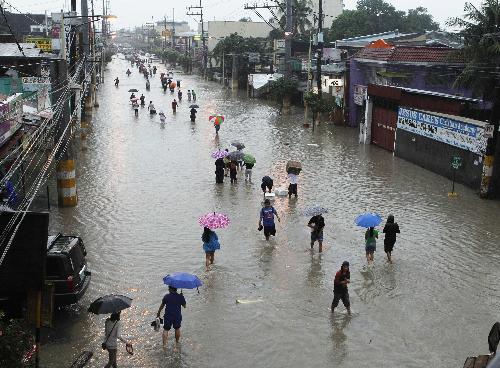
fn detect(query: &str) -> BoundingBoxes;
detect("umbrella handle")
[197,287,199,294]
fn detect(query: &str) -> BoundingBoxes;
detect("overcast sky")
[11,0,483,31]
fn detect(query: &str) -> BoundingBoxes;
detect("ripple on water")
[43,57,500,368]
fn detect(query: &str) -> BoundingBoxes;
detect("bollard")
[56,160,78,207]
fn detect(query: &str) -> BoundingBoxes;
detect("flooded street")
[42,57,500,368]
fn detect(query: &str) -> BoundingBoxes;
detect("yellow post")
[56,159,77,207]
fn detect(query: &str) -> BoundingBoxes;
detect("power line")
[0,3,26,57]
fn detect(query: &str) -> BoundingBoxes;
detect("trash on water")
[275,188,288,196]
[236,299,263,304]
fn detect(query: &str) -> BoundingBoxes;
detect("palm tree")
[448,0,500,197]
[276,0,313,35]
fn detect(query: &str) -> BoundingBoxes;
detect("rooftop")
[335,30,417,48]
[355,46,463,65]
[0,43,55,59]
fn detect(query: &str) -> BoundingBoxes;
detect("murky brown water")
[41,56,500,368]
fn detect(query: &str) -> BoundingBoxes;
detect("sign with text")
[353,85,367,106]
[25,36,52,52]
[397,107,488,155]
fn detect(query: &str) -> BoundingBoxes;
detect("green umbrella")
[243,154,256,164]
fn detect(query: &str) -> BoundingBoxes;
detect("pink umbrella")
[198,212,230,229]
[211,150,230,159]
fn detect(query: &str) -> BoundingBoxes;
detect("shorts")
[384,242,395,253]
[263,225,276,237]
[288,183,297,195]
[311,230,324,242]
[163,317,181,331]
[365,244,376,253]
[331,291,350,309]
[261,183,273,192]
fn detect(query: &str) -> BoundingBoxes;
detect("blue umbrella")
[355,213,382,228]
[302,206,329,217]
[163,273,202,289]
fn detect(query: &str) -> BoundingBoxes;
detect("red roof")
[355,45,463,64]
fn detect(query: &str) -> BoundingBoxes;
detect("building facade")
[202,21,273,52]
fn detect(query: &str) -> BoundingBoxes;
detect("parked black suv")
[46,234,91,306]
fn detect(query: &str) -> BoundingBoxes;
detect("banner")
[397,107,487,154]
[25,36,52,52]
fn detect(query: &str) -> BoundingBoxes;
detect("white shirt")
[104,319,126,349]
[288,173,298,184]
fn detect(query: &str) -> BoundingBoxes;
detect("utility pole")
[187,0,207,75]
[56,6,78,208]
[163,16,167,50]
[171,8,175,49]
[316,0,323,96]
[285,0,292,78]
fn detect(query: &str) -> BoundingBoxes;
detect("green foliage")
[212,33,266,63]
[328,0,439,40]
[0,311,34,368]
[269,77,298,103]
[448,0,500,98]
[276,0,313,35]
[239,17,252,22]
[304,92,336,115]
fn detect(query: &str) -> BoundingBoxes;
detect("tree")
[276,0,313,35]
[448,0,500,197]
[212,33,266,64]
[304,92,336,127]
[239,17,252,22]
[405,7,440,33]
[328,0,439,41]
[269,77,299,111]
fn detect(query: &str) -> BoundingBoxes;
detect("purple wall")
[348,59,479,126]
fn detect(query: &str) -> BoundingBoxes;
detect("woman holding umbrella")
[198,212,230,268]
[88,295,133,367]
[355,213,382,265]
[103,312,130,368]
[202,227,221,269]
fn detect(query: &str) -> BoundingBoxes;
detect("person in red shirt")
[171,99,178,113]
[331,261,351,315]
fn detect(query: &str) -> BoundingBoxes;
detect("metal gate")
[371,105,397,152]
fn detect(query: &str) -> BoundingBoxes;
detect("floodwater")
[41,57,500,368]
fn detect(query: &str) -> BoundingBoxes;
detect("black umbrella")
[189,104,200,108]
[128,88,139,92]
[88,294,133,314]
[231,141,245,150]
[228,150,245,161]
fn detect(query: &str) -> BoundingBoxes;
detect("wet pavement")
[41,56,500,368]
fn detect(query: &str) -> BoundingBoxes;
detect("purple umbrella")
[211,150,230,159]
[198,212,230,229]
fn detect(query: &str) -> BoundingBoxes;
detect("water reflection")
[40,57,500,368]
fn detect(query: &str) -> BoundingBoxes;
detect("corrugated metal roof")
[0,43,53,58]
[336,30,417,48]
[400,87,481,103]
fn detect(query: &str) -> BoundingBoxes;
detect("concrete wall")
[203,21,273,52]
[395,129,483,189]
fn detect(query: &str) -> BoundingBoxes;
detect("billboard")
[25,36,52,52]
[397,107,488,154]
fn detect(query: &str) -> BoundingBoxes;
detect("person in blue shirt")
[258,199,281,241]
[202,227,220,269]
[156,286,187,349]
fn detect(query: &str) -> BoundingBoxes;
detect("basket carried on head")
[286,160,302,175]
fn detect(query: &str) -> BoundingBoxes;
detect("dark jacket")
[215,158,225,170]
[383,222,400,245]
